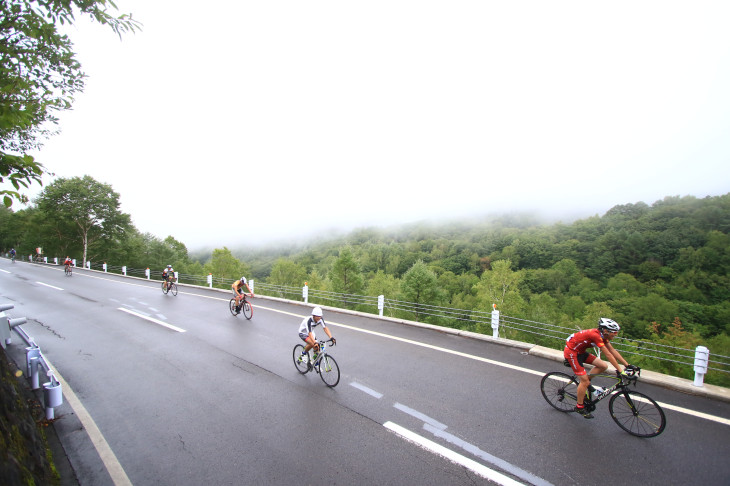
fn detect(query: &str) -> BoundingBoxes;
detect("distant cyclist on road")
[162,265,176,291]
[298,307,336,364]
[9,248,16,262]
[564,318,635,419]
[231,276,253,310]
[63,256,73,270]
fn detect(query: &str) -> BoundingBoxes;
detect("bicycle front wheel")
[170,283,178,296]
[540,372,579,412]
[609,390,666,438]
[161,282,168,294]
[242,301,252,320]
[293,344,309,374]
[229,299,239,316]
[65,267,71,276]
[318,355,340,387]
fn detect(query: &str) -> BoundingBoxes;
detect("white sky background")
[14,1,730,249]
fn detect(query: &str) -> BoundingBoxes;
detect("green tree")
[205,247,250,284]
[268,258,307,287]
[0,0,140,206]
[35,176,131,265]
[474,259,524,314]
[400,260,440,321]
[329,247,364,308]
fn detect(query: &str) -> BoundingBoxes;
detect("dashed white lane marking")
[36,281,63,291]
[117,308,186,333]
[384,421,525,486]
[424,424,554,486]
[350,382,384,399]
[51,271,730,427]
[394,403,447,431]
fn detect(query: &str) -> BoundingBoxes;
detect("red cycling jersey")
[565,328,606,353]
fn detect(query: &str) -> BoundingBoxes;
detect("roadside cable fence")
[8,255,729,387]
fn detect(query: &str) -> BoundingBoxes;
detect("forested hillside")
[2,183,729,384]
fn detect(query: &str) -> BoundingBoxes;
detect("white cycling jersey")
[298,316,327,337]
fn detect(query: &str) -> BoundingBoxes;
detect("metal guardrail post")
[491,304,500,338]
[378,295,384,316]
[303,284,309,303]
[694,345,710,387]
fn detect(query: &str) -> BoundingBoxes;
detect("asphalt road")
[2,259,730,486]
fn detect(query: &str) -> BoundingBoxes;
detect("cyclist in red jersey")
[564,318,634,418]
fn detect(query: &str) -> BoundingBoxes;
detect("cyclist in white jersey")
[298,307,336,361]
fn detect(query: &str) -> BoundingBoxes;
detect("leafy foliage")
[0,0,140,206]
[4,191,730,384]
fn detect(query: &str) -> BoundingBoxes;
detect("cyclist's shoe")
[574,406,594,419]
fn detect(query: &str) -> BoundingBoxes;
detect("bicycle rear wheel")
[293,344,309,374]
[317,355,340,387]
[229,299,239,316]
[540,372,579,412]
[609,390,666,437]
[242,301,252,320]
[170,283,178,296]
[65,266,71,276]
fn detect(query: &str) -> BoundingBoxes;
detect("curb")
[58,265,730,403]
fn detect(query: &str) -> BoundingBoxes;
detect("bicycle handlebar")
[617,368,639,385]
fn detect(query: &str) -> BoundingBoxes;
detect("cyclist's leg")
[303,333,317,353]
[565,351,590,407]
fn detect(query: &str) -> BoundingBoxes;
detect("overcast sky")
[14,1,730,249]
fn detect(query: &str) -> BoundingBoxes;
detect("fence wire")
[25,258,730,379]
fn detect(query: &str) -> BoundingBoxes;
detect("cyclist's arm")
[603,342,627,371]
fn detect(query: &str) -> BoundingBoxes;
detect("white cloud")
[14,0,730,248]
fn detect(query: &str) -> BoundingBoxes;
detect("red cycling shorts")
[564,349,597,376]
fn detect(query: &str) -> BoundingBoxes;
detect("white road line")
[117,308,186,333]
[384,422,524,486]
[46,361,133,486]
[394,403,447,431]
[36,281,63,291]
[0,269,10,274]
[424,424,554,486]
[660,403,730,426]
[350,382,384,399]
[43,271,730,427]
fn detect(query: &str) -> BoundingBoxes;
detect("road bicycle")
[11,254,15,263]
[293,338,340,387]
[540,367,666,438]
[229,294,253,319]
[161,278,178,296]
[64,265,72,276]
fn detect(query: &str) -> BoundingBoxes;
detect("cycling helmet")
[240,276,247,284]
[598,318,620,332]
[312,306,323,317]
[167,265,172,269]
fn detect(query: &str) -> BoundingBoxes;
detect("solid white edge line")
[42,271,730,427]
[384,421,524,486]
[46,362,133,486]
[117,307,186,333]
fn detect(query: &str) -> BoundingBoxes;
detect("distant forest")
[2,182,729,384]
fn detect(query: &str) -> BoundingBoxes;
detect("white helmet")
[240,277,247,284]
[312,306,323,317]
[598,318,620,332]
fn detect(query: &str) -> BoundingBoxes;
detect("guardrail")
[5,255,729,386]
[1,303,63,420]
